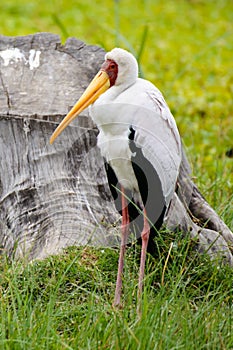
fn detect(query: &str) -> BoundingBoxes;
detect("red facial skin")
[101,59,118,87]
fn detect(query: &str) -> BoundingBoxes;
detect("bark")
[0,33,232,263]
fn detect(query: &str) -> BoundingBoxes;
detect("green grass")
[1,242,233,350]
[0,0,233,348]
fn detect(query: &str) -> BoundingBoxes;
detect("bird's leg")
[138,208,150,300]
[113,186,130,307]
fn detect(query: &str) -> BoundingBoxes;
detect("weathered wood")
[0,33,120,260]
[0,33,232,263]
[166,148,233,264]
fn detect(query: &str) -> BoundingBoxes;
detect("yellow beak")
[50,70,110,144]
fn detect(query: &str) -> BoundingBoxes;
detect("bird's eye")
[110,64,115,69]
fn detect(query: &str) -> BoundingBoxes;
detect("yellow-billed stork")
[50,48,182,307]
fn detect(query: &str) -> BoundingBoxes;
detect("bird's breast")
[97,129,139,192]
[89,96,139,190]
[97,128,129,158]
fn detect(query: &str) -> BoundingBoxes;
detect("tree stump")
[0,33,232,263]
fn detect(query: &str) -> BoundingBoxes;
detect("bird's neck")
[107,79,136,101]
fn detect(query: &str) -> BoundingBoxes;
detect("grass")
[1,242,233,349]
[0,0,233,348]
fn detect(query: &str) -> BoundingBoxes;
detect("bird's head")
[50,48,138,144]
[105,48,138,87]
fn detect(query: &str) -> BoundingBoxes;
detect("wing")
[131,80,182,207]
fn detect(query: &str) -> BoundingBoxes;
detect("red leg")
[113,186,130,307]
[138,208,150,299]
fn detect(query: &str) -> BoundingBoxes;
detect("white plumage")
[90,48,181,206]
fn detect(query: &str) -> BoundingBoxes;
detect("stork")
[50,48,182,307]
